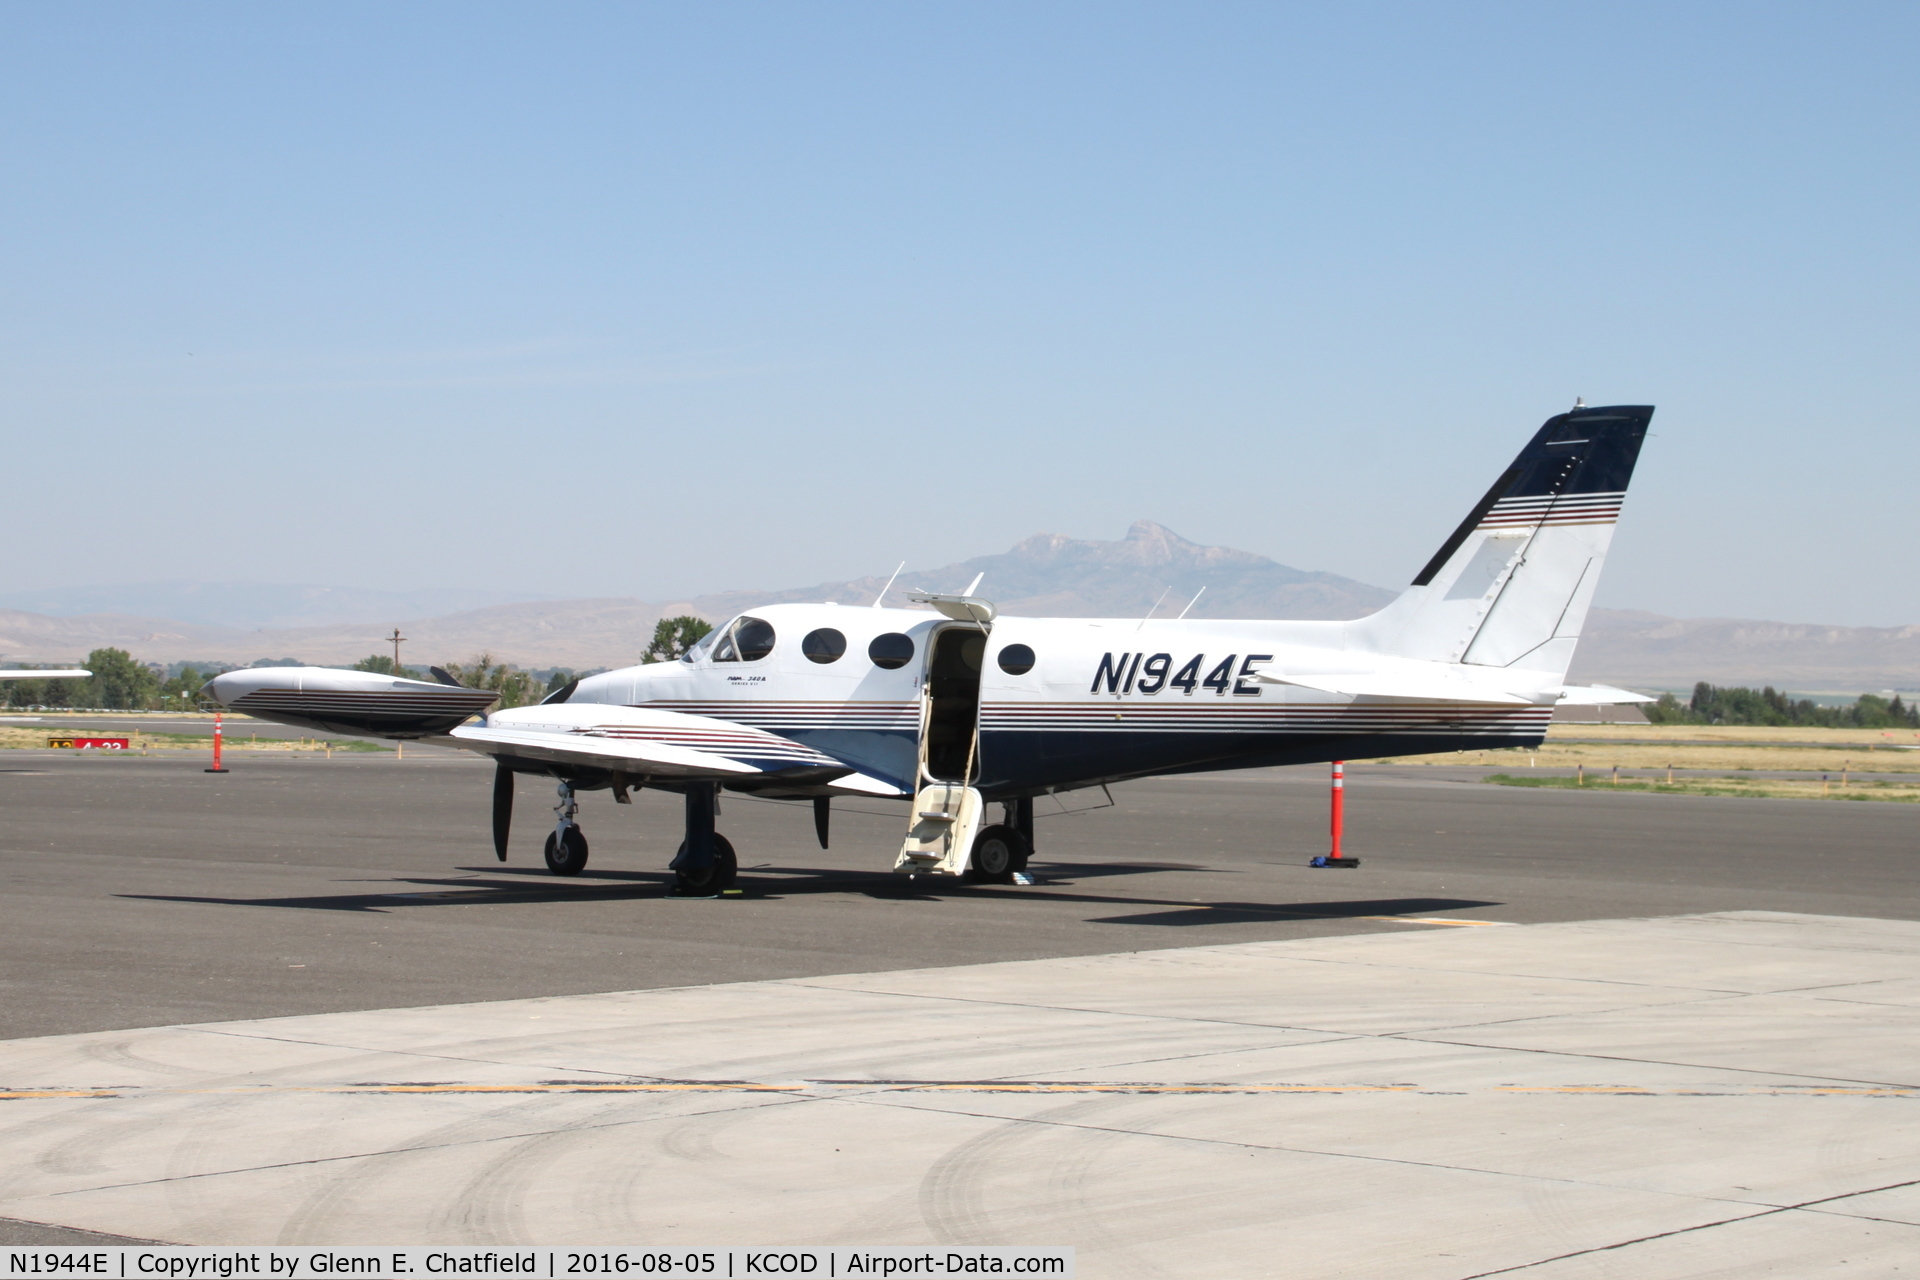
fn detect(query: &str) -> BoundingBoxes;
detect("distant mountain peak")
[995,521,1272,574]
[1123,518,1196,555]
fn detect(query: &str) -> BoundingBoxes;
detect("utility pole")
[389,628,407,673]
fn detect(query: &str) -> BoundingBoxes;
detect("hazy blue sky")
[4,3,1916,624]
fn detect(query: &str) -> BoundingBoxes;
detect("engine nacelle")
[205,667,499,737]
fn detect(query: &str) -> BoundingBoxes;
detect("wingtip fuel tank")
[205,667,500,737]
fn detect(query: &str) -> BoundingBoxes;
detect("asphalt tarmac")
[3,749,1916,1042]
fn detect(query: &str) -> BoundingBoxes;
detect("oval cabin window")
[868,632,915,670]
[996,643,1036,675]
[802,628,847,664]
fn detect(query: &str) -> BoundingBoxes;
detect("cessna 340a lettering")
[209,404,1653,893]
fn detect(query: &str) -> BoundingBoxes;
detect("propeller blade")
[492,762,513,861]
[813,796,830,850]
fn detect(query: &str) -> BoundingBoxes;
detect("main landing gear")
[966,797,1034,884]
[669,782,738,895]
[496,771,738,892]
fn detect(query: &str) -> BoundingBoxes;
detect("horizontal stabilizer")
[1251,669,1536,705]
[1554,684,1655,705]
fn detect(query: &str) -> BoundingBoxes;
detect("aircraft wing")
[451,705,909,797]
[202,666,908,796]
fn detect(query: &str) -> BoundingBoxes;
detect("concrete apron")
[1,911,1917,1278]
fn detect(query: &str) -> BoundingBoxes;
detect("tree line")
[2,650,208,711]
[3,617,715,712]
[1646,682,1920,729]
[3,649,587,711]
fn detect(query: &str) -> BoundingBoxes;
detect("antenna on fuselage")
[1175,586,1206,619]
[1136,585,1173,631]
[962,571,984,596]
[873,561,905,608]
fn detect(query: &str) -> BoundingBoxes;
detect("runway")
[1,911,1916,1276]
[2,750,1917,1042]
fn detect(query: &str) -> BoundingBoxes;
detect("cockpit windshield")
[681,626,721,663]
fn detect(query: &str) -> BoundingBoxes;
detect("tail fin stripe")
[1486,491,1625,510]
[1482,510,1622,527]
[1480,491,1624,529]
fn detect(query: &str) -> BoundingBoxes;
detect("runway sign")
[47,737,130,750]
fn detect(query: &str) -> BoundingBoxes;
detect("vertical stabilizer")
[1350,405,1652,676]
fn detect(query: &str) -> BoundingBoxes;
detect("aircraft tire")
[967,824,1030,883]
[544,827,590,876]
[673,833,738,894]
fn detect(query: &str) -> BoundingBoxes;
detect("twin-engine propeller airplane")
[209,404,1653,894]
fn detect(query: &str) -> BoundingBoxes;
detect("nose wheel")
[544,826,590,876]
[543,780,590,876]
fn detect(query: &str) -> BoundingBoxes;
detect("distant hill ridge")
[0,582,545,630]
[691,520,1396,621]
[1,521,1914,691]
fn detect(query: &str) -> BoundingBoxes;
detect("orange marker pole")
[205,711,229,774]
[1330,760,1346,856]
[1311,760,1359,867]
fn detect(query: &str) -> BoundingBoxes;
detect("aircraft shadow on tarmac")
[118,861,1500,928]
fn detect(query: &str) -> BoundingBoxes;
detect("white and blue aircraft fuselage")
[210,404,1654,892]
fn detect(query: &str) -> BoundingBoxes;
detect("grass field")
[1547,723,1920,747]
[1380,722,1920,775]
[1485,772,1920,803]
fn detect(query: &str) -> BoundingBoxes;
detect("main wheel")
[543,826,590,876]
[672,832,738,894]
[967,824,1031,883]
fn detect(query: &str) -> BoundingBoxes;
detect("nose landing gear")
[543,781,590,876]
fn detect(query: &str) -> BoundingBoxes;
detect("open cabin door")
[895,625,986,875]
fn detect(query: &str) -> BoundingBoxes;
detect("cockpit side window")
[709,615,776,663]
[734,616,775,661]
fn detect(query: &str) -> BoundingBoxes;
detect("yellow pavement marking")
[10,1081,1916,1100]
[0,1089,121,1099]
